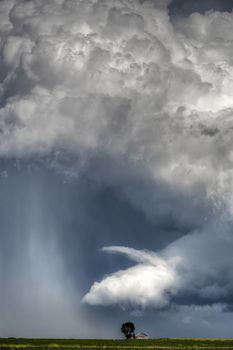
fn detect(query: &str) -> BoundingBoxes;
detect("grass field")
[1,338,233,350]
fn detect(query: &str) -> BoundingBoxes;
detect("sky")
[0,0,233,339]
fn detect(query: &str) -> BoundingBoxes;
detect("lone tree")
[121,322,135,339]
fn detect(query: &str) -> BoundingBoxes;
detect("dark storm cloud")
[0,159,136,337]
[169,0,233,17]
[1,0,233,338]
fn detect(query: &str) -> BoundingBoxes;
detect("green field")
[1,338,233,350]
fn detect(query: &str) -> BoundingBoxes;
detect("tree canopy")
[121,322,135,339]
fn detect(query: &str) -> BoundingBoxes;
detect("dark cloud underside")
[169,0,233,16]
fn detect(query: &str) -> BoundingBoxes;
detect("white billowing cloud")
[83,222,233,308]
[1,0,233,310]
[83,246,181,308]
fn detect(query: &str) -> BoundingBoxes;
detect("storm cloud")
[1,0,233,338]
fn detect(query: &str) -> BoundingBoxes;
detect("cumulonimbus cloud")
[1,0,233,311]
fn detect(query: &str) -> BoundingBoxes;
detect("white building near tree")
[135,332,149,339]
